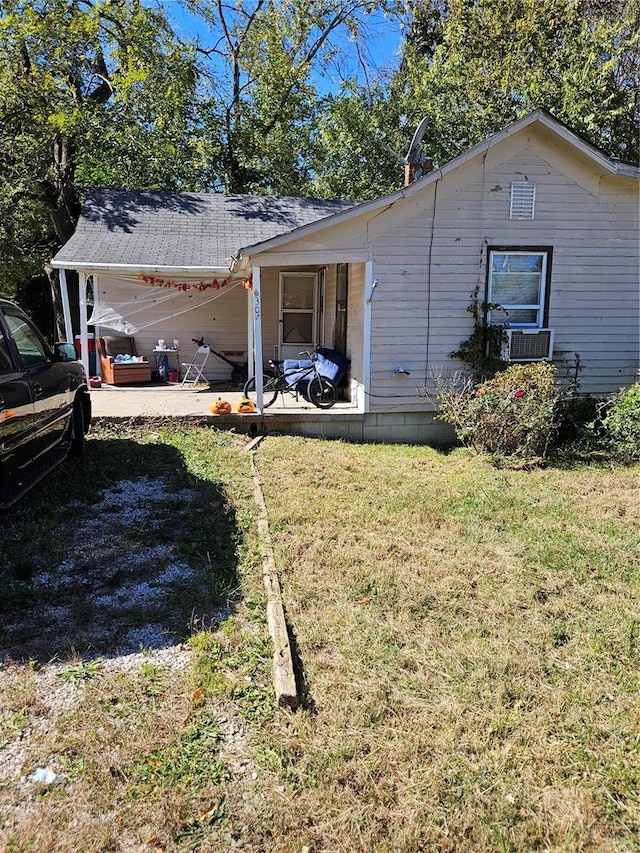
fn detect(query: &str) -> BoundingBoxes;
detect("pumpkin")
[236,396,256,413]
[211,397,232,415]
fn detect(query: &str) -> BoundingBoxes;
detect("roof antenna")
[404,117,430,186]
[374,117,432,186]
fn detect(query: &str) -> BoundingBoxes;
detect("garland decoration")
[137,274,231,292]
[137,273,254,294]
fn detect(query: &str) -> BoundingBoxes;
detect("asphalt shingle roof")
[53,189,356,270]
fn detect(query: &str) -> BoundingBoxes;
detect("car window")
[5,313,50,368]
[0,327,14,373]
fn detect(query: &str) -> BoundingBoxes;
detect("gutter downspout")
[363,261,374,414]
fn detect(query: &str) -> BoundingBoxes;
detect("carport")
[50,189,357,412]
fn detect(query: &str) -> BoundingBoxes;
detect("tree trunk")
[46,267,67,341]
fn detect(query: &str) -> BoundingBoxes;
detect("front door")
[279,272,318,360]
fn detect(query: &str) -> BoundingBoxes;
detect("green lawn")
[0,426,638,852]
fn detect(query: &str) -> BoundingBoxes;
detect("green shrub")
[601,383,640,460]
[449,301,508,381]
[555,394,600,444]
[437,362,561,462]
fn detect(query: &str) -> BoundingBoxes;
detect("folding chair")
[181,344,210,386]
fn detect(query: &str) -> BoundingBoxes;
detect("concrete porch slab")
[88,381,360,419]
[88,382,454,446]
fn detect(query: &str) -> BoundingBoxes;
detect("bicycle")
[243,349,338,409]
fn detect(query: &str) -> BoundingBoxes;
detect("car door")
[3,308,72,465]
[0,319,37,504]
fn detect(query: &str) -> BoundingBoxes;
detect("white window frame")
[488,249,549,329]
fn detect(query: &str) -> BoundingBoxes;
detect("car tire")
[70,401,86,458]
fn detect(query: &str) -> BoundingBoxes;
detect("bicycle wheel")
[243,373,279,408]
[308,375,337,408]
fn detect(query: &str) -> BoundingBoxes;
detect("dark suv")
[0,299,91,507]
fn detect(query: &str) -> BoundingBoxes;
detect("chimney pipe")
[404,156,433,187]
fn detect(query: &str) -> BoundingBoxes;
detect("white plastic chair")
[181,345,210,386]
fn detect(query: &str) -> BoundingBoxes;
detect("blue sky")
[162,1,403,95]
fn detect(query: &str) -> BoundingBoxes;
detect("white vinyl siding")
[363,144,638,403]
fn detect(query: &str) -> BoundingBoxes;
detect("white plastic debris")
[29,767,57,785]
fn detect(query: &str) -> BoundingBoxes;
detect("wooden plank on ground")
[250,448,299,709]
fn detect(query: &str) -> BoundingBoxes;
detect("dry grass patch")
[252,437,640,853]
[0,424,278,852]
[1,427,638,852]
[0,647,274,850]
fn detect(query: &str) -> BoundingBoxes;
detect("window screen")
[488,250,548,327]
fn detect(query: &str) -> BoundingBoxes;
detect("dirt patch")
[0,461,266,850]
[1,475,232,662]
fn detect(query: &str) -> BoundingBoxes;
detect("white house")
[52,109,639,443]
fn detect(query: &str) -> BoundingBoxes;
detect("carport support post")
[252,266,263,411]
[247,286,254,381]
[58,269,73,345]
[78,272,90,380]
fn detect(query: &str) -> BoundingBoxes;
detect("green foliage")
[436,362,561,462]
[190,622,276,724]
[193,0,390,196]
[449,299,508,381]
[394,0,639,165]
[0,0,202,299]
[309,85,406,200]
[134,711,227,790]
[555,394,601,446]
[56,659,104,683]
[601,383,640,460]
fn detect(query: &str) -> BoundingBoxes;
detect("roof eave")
[235,110,635,265]
[49,260,233,275]
[613,161,640,178]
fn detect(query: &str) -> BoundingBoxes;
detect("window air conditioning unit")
[504,329,554,362]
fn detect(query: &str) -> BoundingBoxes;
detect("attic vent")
[510,182,536,219]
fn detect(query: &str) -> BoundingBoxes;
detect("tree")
[308,83,408,200]
[392,0,639,165]
[185,0,392,195]
[0,0,396,314]
[0,0,201,310]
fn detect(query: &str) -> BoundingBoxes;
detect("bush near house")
[436,362,561,461]
[600,383,640,460]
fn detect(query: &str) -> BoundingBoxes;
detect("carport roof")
[51,189,356,272]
